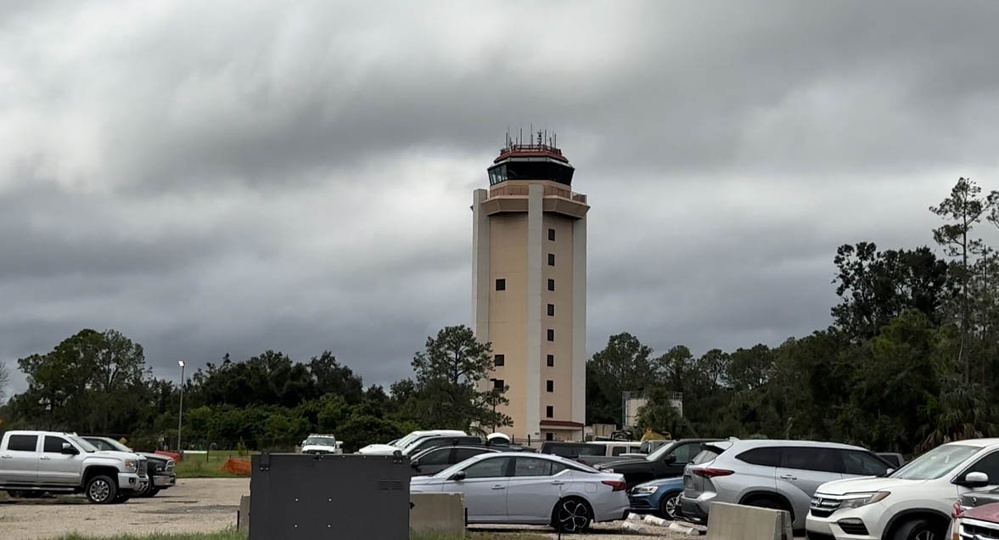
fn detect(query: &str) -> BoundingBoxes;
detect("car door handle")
[551,480,565,485]
[492,485,505,490]
[780,474,796,480]
[39,456,51,460]
[0,455,12,459]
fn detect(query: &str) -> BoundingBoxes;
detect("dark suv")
[409,445,501,476]
[594,438,728,488]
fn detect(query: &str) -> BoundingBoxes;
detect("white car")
[410,451,630,532]
[357,430,466,455]
[806,438,999,540]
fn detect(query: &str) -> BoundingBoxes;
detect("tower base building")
[471,133,589,442]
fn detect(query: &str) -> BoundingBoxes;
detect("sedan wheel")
[660,491,681,520]
[553,497,592,533]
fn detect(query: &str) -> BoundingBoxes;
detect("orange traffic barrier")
[221,458,252,476]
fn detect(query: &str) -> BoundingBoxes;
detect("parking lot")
[0,478,246,539]
[0,478,713,539]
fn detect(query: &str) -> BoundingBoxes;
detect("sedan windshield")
[891,444,980,480]
[70,436,100,453]
[94,437,131,452]
[646,441,679,462]
[394,434,421,448]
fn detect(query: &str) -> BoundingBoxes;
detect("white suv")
[806,438,999,540]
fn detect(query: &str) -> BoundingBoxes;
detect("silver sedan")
[410,451,630,533]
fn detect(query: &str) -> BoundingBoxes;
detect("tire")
[551,497,593,533]
[137,480,156,498]
[892,518,945,540]
[85,474,118,504]
[658,490,682,520]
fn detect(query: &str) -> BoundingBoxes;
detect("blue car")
[627,476,684,520]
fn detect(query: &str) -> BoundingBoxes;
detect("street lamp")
[177,360,185,454]
[488,378,498,434]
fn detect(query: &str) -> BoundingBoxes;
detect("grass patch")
[51,533,546,540]
[53,532,244,540]
[173,451,254,478]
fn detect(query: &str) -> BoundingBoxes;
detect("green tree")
[636,387,695,438]
[409,325,511,433]
[0,360,9,404]
[88,329,150,433]
[586,333,655,425]
[308,351,364,404]
[831,243,952,340]
[930,177,994,382]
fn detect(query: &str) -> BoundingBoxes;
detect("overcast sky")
[3,0,999,397]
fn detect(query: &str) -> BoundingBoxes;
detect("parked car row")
[332,428,999,538]
[623,436,999,540]
[0,429,176,504]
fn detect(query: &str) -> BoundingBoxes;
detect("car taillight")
[602,480,627,491]
[952,501,964,519]
[693,467,734,478]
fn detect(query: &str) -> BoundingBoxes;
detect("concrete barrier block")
[410,492,466,537]
[705,502,793,540]
[237,494,251,534]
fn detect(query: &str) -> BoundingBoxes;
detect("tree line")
[598,177,999,455]
[1,177,997,456]
[0,326,511,452]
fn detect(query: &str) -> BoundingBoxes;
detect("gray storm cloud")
[2,0,998,394]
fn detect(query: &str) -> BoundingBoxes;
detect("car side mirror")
[449,471,466,482]
[61,443,79,455]
[663,455,676,465]
[962,471,990,488]
[885,468,895,476]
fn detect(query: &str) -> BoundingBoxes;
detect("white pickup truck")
[0,430,148,504]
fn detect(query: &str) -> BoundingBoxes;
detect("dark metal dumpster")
[249,452,411,540]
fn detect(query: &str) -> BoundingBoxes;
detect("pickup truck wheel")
[85,475,117,504]
[136,480,154,497]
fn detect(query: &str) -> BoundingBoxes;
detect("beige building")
[471,134,589,442]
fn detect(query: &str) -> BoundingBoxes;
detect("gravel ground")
[0,478,800,540]
[0,478,247,539]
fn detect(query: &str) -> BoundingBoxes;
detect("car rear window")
[546,444,603,457]
[692,447,723,465]
[691,449,717,465]
[736,447,781,467]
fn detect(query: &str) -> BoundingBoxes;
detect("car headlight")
[839,491,890,509]
[123,459,138,472]
[632,485,659,495]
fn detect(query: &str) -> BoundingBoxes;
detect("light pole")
[488,378,498,433]
[177,360,185,454]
